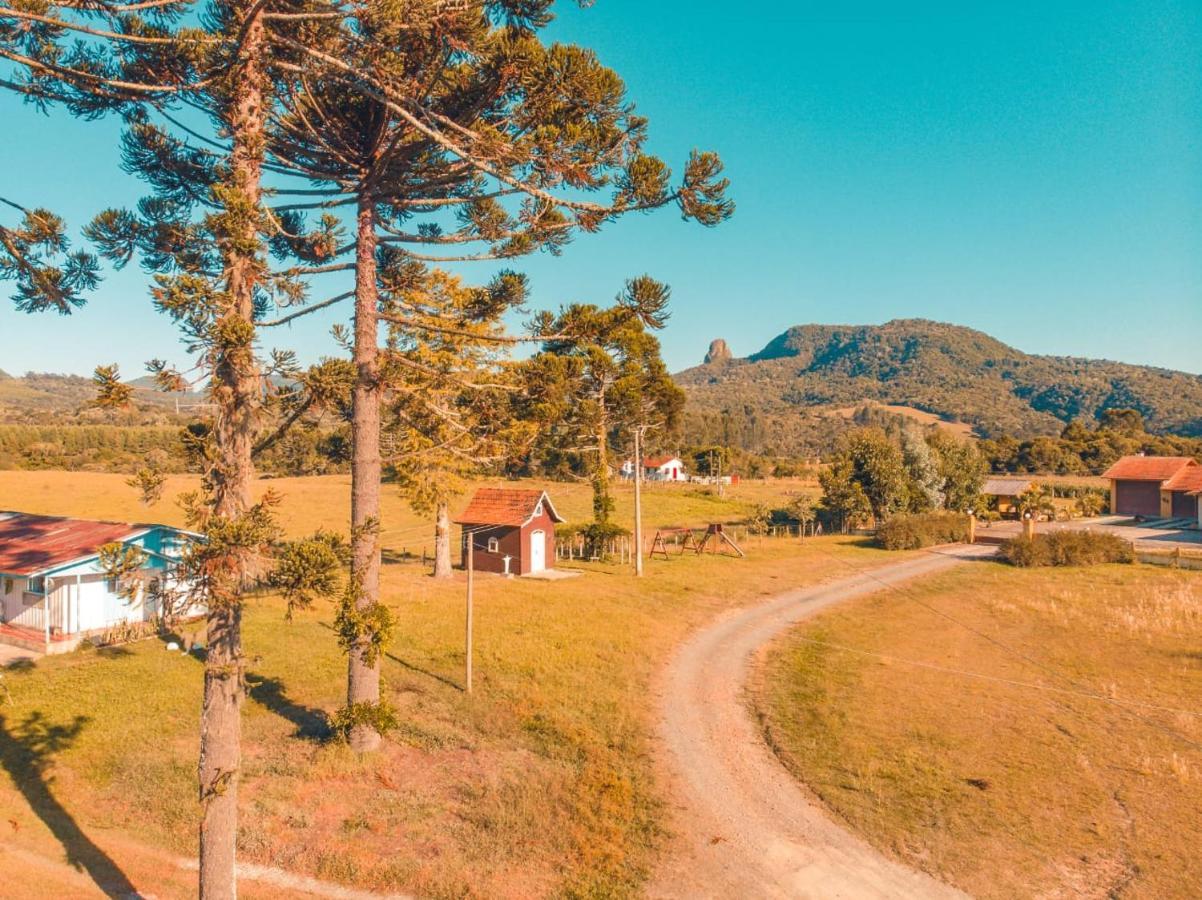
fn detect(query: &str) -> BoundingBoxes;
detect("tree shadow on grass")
[385,652,464,693]
[0,711,142,898]
[244,672,331,741]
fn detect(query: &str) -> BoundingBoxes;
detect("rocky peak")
[704,338,732,365]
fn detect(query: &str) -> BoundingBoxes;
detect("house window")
[28,576,45,595]
[3,577,11,595]
[534,502,543,517]
[487,537,500,554]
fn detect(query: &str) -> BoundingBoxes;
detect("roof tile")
[454,488,563,526]
[1101,456,1197,482]
[0,512,139,576]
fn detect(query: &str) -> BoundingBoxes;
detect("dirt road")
[650,547,992,899]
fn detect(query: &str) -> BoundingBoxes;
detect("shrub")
[1000,531,1134,567]
[875,512,969,550]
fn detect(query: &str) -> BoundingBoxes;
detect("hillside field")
[756,561,1202,899]
[0,469,848,898]
[0,470,816,559]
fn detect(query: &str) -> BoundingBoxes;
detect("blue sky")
[1,0,1199,377]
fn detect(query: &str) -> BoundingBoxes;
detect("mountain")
[0,371,193,424]
[676,319,1202,448]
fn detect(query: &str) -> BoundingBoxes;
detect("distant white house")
[0,512,201,654]
[620,455,689,482]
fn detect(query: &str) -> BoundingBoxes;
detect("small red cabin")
[454,488,564,576]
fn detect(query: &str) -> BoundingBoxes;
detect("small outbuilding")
[981,476,1036,517]
[455,488,564,576]
[1102,455,1200,520]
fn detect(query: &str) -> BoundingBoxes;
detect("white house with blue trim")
[0,511,201,654]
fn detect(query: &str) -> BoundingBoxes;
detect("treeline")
[978,409,1202,475]
[0,425,187,471]
[0,423,350,477]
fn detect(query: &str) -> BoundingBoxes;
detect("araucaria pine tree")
[527,277,684,529]
[256,0,731,750]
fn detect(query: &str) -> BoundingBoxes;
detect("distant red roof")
[643,455,683,469]
[1164,465,1202,494]
[0,512,142,577]
[1101,456,1197,482]
[454,488,564,527]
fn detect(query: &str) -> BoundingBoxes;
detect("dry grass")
[0,470,816,557]
[756,562,1202,899]
[0,470,867,899]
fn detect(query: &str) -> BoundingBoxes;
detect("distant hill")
[0,371,194,424]
[676,319,1202,450]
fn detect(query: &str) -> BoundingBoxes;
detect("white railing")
[13,595,47,633]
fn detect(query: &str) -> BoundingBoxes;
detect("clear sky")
[1,0,1199,377]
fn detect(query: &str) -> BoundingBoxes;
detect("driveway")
[977,516,1202,550]
[649,546,991,899]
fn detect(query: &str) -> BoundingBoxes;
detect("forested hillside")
[0,368,190,424]
[677,319,1202,454]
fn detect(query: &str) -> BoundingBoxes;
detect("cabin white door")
[529,530,546,573]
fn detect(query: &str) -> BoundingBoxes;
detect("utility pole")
[465,536,474,694]
[633,426,645,577]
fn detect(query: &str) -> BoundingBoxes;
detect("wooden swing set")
[648,523,745,560]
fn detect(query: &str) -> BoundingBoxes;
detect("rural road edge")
[650,546,994,899]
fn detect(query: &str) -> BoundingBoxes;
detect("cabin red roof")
[1101,456,1197,482]
[0,512,141,576]
[454,488,563,527]
[1164,465,1202,494]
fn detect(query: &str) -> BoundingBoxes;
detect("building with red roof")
[454,488,564,576]
[1101,456,1200,522]
[0,511,198,653]
[620,454,689,482]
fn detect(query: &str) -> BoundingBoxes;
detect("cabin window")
[28,576,45,595]
[487,537,500,554]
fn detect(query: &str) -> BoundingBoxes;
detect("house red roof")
[1101,456,1197,482]
[454,488,564,527]
[1164,465,1202,494]
[643,455,682,469]
[0,512,141,577]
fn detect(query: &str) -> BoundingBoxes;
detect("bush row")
[999,531,1134,567]
[875,512,970,550]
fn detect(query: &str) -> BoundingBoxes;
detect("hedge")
[1000,531,1134,567]
[875,512,970,550]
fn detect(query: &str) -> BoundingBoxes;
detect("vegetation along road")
[650,546,994,899]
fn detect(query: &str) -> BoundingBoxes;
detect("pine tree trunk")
[198,6,265,897]
[592,391,610,525]
[633,428,644,577]
[347,193,383,754]
[433,500,453,578]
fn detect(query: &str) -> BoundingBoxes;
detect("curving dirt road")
[650,547,993,899]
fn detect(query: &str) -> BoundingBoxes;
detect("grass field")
[0,470,815,559]
[756,561,1202,899]
[0,470,877,898]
